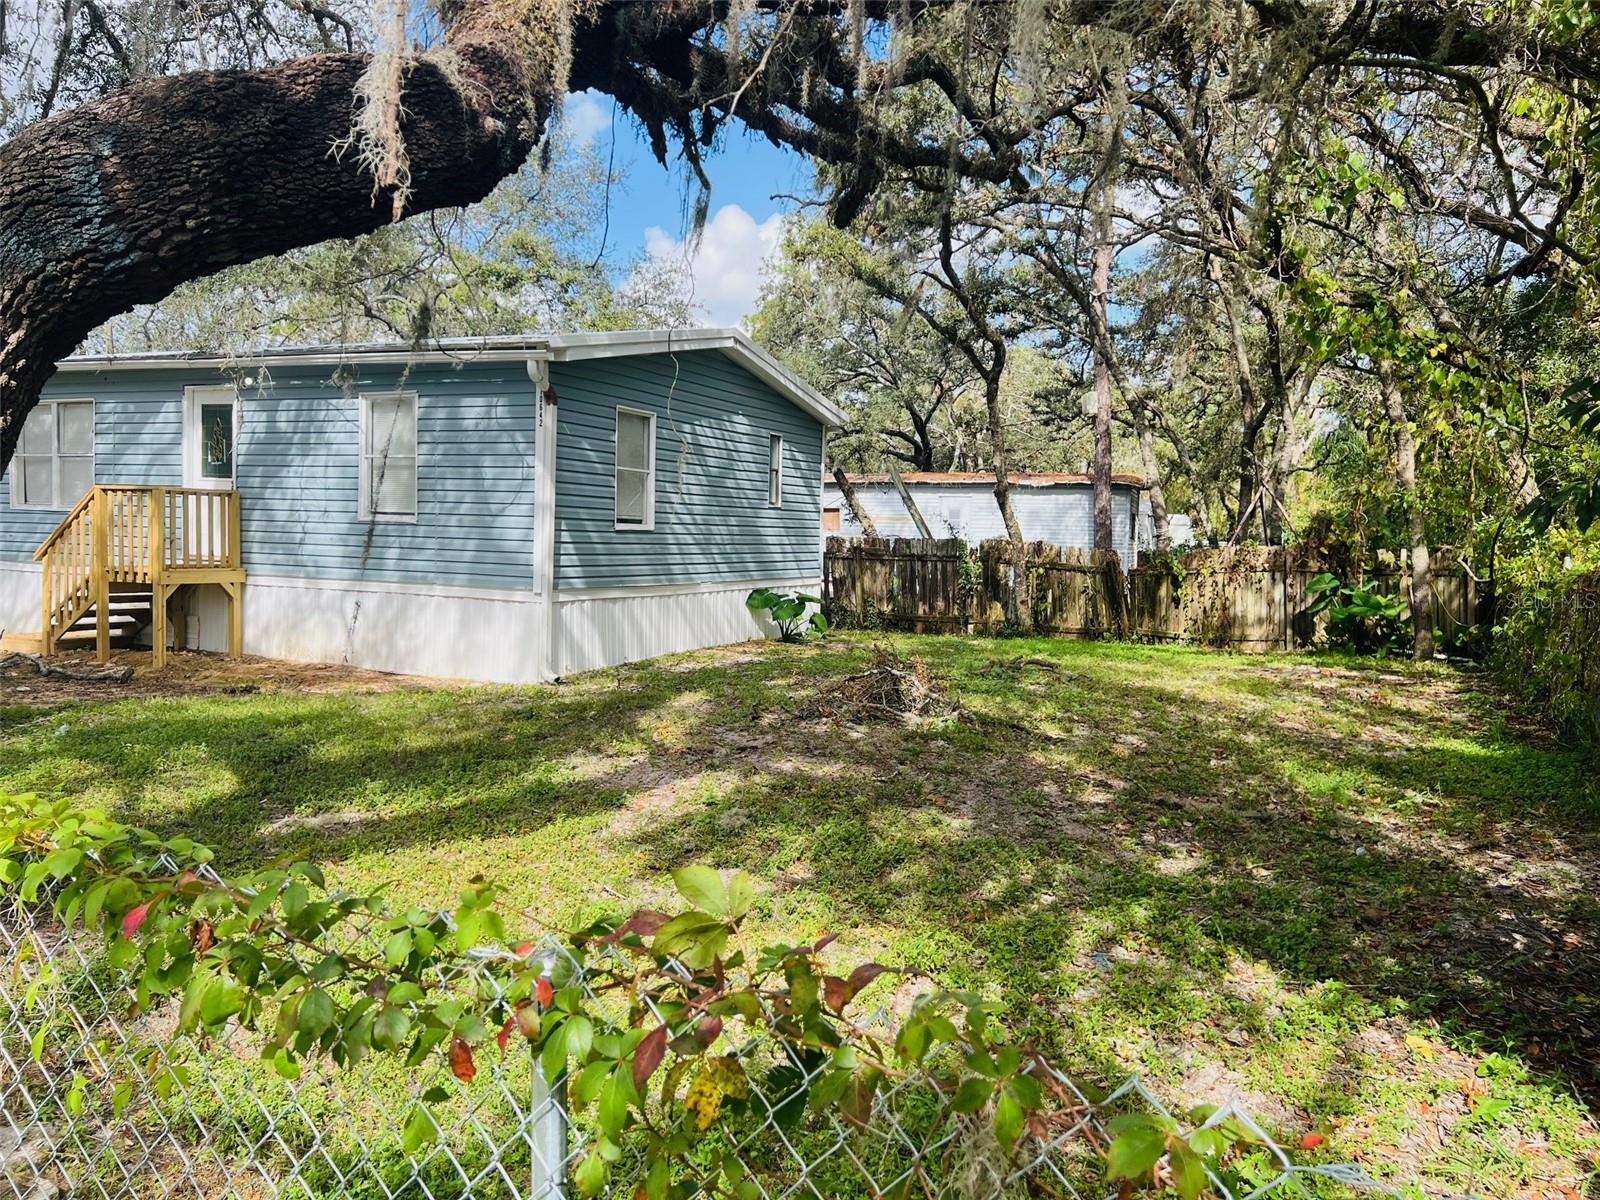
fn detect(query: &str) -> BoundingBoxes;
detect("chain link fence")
[1,891,1392,1200]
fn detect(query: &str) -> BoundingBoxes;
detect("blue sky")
[562,91,815,326]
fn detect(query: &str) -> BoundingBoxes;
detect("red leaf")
[189,919,215,955]
[632,1024,668,1089]
[603,910,672,943]
[823,975,851,1014]
[497,1018,514,1053]
[535,977,554,1008]
[514,942,536,958]
[1298,1133,1326,1151]
[120,903,151,940]
[811,933,839,955]
[846,963,889,994]
[449,1036,476,1083]
[694,1015,723,1046]
[514,1001,541,1039]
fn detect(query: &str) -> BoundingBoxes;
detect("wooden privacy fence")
[823,537,1129,638]
[823,538,1480,651]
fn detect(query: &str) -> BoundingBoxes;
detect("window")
[615,407,655,528]
[362,392,417,521]
[12,400,94,509]
[199,402,234,480]
[768,434,783,507]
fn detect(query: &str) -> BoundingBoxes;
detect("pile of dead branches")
[808,647,955,725]
[0,652,132,683]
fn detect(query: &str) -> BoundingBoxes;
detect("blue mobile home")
[0,330,839,682]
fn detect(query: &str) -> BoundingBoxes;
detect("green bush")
[746,587,828,642]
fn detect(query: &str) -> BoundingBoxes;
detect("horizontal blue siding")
[0,363,536,590]
[551,350,824,588]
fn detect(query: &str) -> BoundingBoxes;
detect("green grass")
[3,633,1598,1198]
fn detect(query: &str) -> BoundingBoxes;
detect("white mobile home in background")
[822,472,1192,571]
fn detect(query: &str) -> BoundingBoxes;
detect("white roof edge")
[54,336,553,372]
[54,327,844,428]
[547,328,844,427]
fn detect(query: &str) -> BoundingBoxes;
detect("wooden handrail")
[32,487,100,562]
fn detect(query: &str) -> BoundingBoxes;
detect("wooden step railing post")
[92,488,110,663]
[149,487,167,669]
[40,547,53,655]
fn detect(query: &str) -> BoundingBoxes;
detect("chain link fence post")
[529,947,567,1200]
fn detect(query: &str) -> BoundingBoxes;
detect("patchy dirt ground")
[0,648,442,703]
[1,634,1596,1197]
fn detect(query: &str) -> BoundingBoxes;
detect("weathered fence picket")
[823,537,1480,652]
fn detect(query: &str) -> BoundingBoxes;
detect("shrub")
[1306,572,1412,655]
[746,587,828,641]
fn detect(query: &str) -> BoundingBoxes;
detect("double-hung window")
[615,407,655,528]
[361,392,418,521]
[768,434,784,507]
[12,399,94,509]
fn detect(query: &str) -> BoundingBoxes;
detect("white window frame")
[359,391,419,523]
[614,406,656,530]
[768,433,784,507]
[11,398,95,511]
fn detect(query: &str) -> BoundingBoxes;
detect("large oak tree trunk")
[0,36,542,463]
[1090,178,1115,556]
[1378,357,1435,662]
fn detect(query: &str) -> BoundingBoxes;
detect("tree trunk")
[0,30,543,464]
[831,466,878,536]
[983,366,1030,628]
[1131,394,1171,553]
[1378,357,1434,662]
[1091,180,1115,556]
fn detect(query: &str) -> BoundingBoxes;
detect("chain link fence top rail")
[1,890,1398,1200]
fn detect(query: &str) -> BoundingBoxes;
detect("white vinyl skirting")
[0,561,819,684]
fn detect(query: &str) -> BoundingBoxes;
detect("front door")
[182,386,237,566]
[184,386,237,490]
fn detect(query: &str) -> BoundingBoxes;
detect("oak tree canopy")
[0,0,1594,471]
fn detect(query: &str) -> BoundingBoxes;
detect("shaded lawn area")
[1,634,1597,1198]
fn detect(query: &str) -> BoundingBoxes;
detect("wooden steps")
[53,587,155,651]
[35,484,244,665]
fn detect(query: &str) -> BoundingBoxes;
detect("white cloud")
[560,90,612,148]
[638,204,786,327]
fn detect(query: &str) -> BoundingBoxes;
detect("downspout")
[527,355,558,683]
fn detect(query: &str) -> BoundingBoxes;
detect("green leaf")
[993,1086,1024,1154]
[725,871,754,920]
[597,1068,634,1141]
[1106,1127,1166,1181]
[670,865,727,917]
[383,930,413,967]
[950,1076,993,1114]
[1169,1141,1208,1200]
[282,881,309,919]
[373,1005,411,1052]
[540,1020,570,1079]
[400,1105,439,1155]
[298,988,335,1039]
[564,1015,594,1063]
[573,1150,607,1197]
